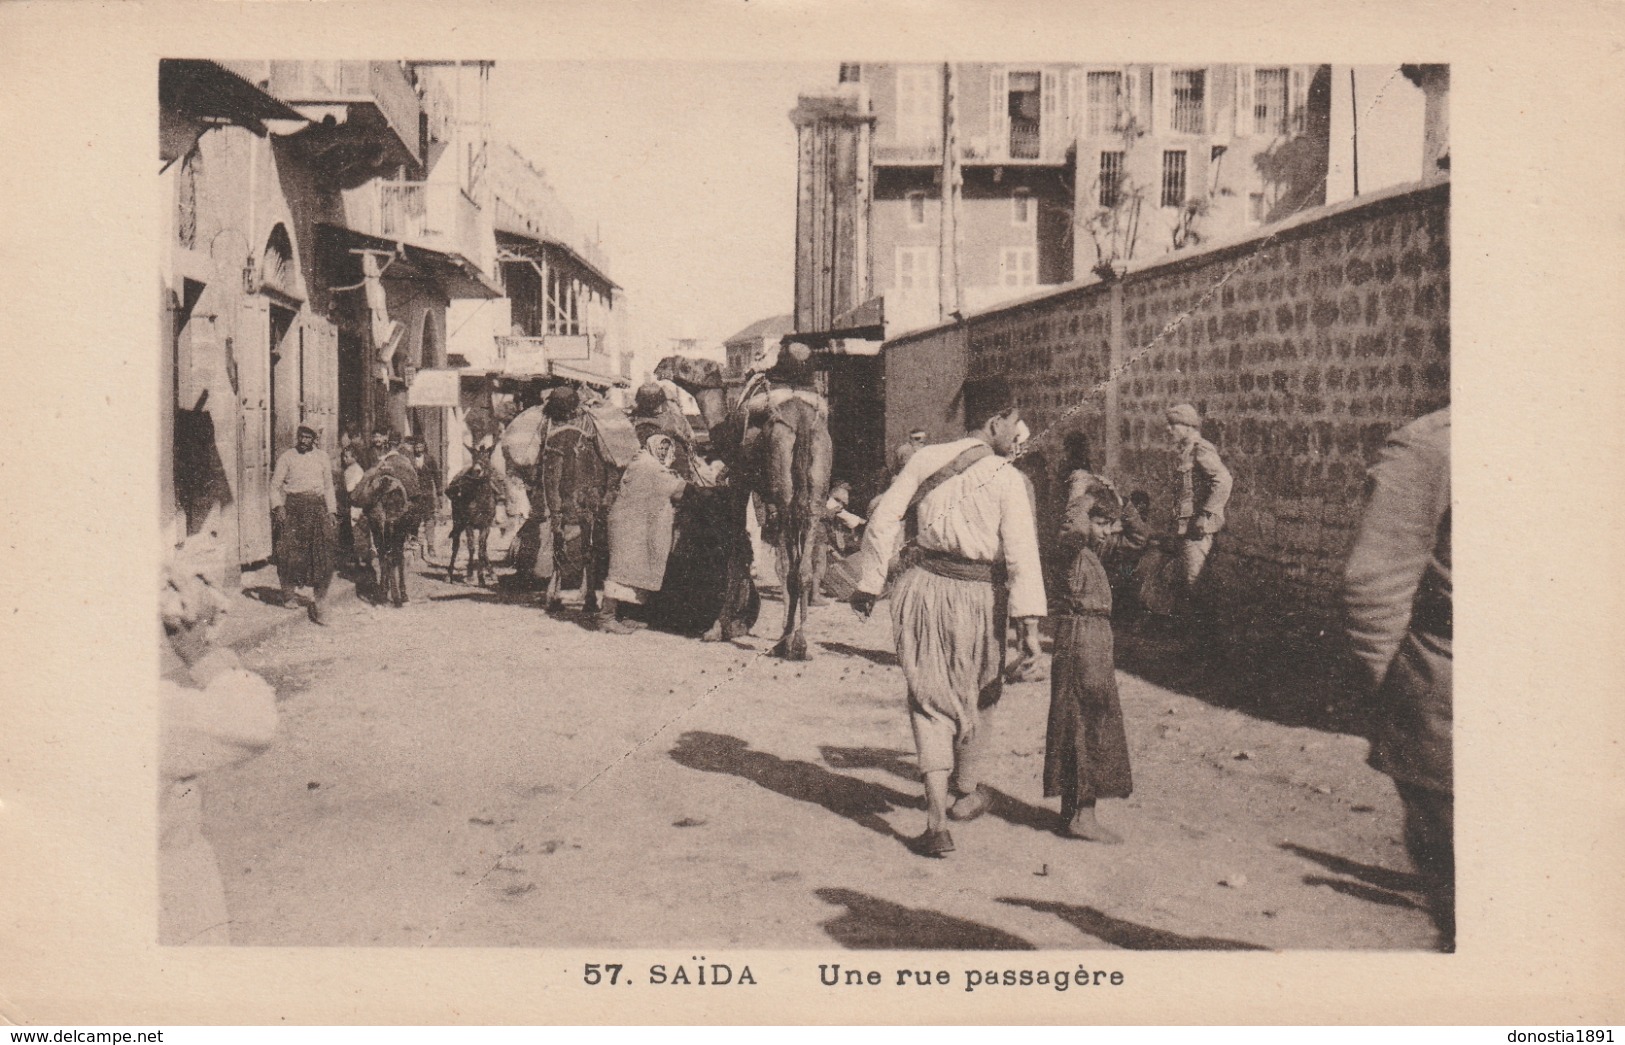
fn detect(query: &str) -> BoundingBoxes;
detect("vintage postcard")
[1,0,1621,1028]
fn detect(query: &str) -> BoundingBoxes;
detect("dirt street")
[206,563,1441,951]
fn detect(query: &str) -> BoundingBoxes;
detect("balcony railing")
[267,61,421,163]
[494,333,594,369]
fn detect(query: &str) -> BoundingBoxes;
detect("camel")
[656,353,833,660]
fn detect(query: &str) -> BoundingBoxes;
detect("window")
[906,191,928,227]
[1000,247,1037,288]
[1171,69,1206,134]
[839,63,861,84]
[1161,150,1187,207]
[1255,68,1289,136]
[1007,71,1042,159]
[1085,71,1122,136]
[1099,151,1124,209]
[895,246,937,292]
[1011,189,1033,225]
[895,66,939,147]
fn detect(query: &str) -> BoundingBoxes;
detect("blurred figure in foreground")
[1342,406,1453,949]
[159,534,278,945]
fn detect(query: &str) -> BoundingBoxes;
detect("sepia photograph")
[3,0,1621,1028]
[158,57,1453,952]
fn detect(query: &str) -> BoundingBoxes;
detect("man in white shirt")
[270,424,337,624]
[850,378,1046,857]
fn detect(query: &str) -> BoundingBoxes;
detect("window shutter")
[1235,66,1255,137]
[988,66,1008,161]
[1290,66,1308,135]
[1124,66,1140,133]
[1153,65,1172,135]
[1205,67,1228,142]
[1066,69,1085,139]
[1042,68,1061,158]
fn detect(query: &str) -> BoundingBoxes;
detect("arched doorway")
[260,224,303,467]
[409,308,446,472]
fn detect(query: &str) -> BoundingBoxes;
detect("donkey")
[541,420,615,614]
[445,443,501,586]
[364,474,415,608]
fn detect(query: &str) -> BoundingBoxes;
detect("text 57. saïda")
[582,960,1126,992]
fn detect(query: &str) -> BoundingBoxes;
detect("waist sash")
[916,548,1004,585]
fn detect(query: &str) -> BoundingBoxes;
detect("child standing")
[1045,481,1134,843]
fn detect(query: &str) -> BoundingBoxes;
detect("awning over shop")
[318,223,504,300]
[454,362,628,391]
[548,361,628,390]
[160,60,308,133]
[781,323,886,357]
[406,367,463,407]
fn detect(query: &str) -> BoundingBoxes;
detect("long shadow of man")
[816,887,1034,951]
[670,731,916,843]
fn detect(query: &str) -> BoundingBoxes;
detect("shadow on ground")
[671,732,916,843]
[818,745,1060,834]
[1279,841,1425,893]
[817,641,898,667]
[998,897,1269,951]
[1282,841,1427,910]
[242,585,296,607]
[1111,612,1372,735]
[816,887,1035,950]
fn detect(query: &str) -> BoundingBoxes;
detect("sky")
[491,60,831,372]
[486,61,1429,378]
[1326,65,1430,203]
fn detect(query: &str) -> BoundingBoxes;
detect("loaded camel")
[656,349,832,661]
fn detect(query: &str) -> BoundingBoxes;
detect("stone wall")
[877,179,1449,625]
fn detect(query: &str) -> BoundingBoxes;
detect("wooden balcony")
[343,179,490,273]
[266,61,422,171]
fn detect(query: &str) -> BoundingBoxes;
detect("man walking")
[850,377,1045,857]
[270,424,338,624]
[1164,403,1233,624]
[1342,406,1453,948]
[409,436,442,560]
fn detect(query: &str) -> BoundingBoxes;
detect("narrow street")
[206,562,1439,951]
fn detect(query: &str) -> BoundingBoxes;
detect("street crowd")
[159,372,1452,949]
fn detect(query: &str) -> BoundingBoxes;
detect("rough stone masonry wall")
[959,181,1450,625]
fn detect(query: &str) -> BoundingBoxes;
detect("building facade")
[792,62,1333,339]
[161,59,502,583]
[722,314,794,381]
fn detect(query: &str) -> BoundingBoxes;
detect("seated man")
[737,344,828,428]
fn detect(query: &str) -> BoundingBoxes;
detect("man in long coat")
[1343,406,1453,948]
[850,377,1046,858]
[603,432,687,634]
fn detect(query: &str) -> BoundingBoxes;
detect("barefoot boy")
[1046,482,1134,843]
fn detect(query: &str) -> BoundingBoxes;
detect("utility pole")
[938,62,962,322]
[1349,67,1361,197]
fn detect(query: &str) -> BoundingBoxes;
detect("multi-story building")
[1069,64,1331,276]
[722,314,794,380]
[486,143,621,390]
[792,62,1331,339]
[788,61,1332,501]
[161,59,502,582]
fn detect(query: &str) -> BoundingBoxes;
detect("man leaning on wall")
[1164,403,1233,634]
